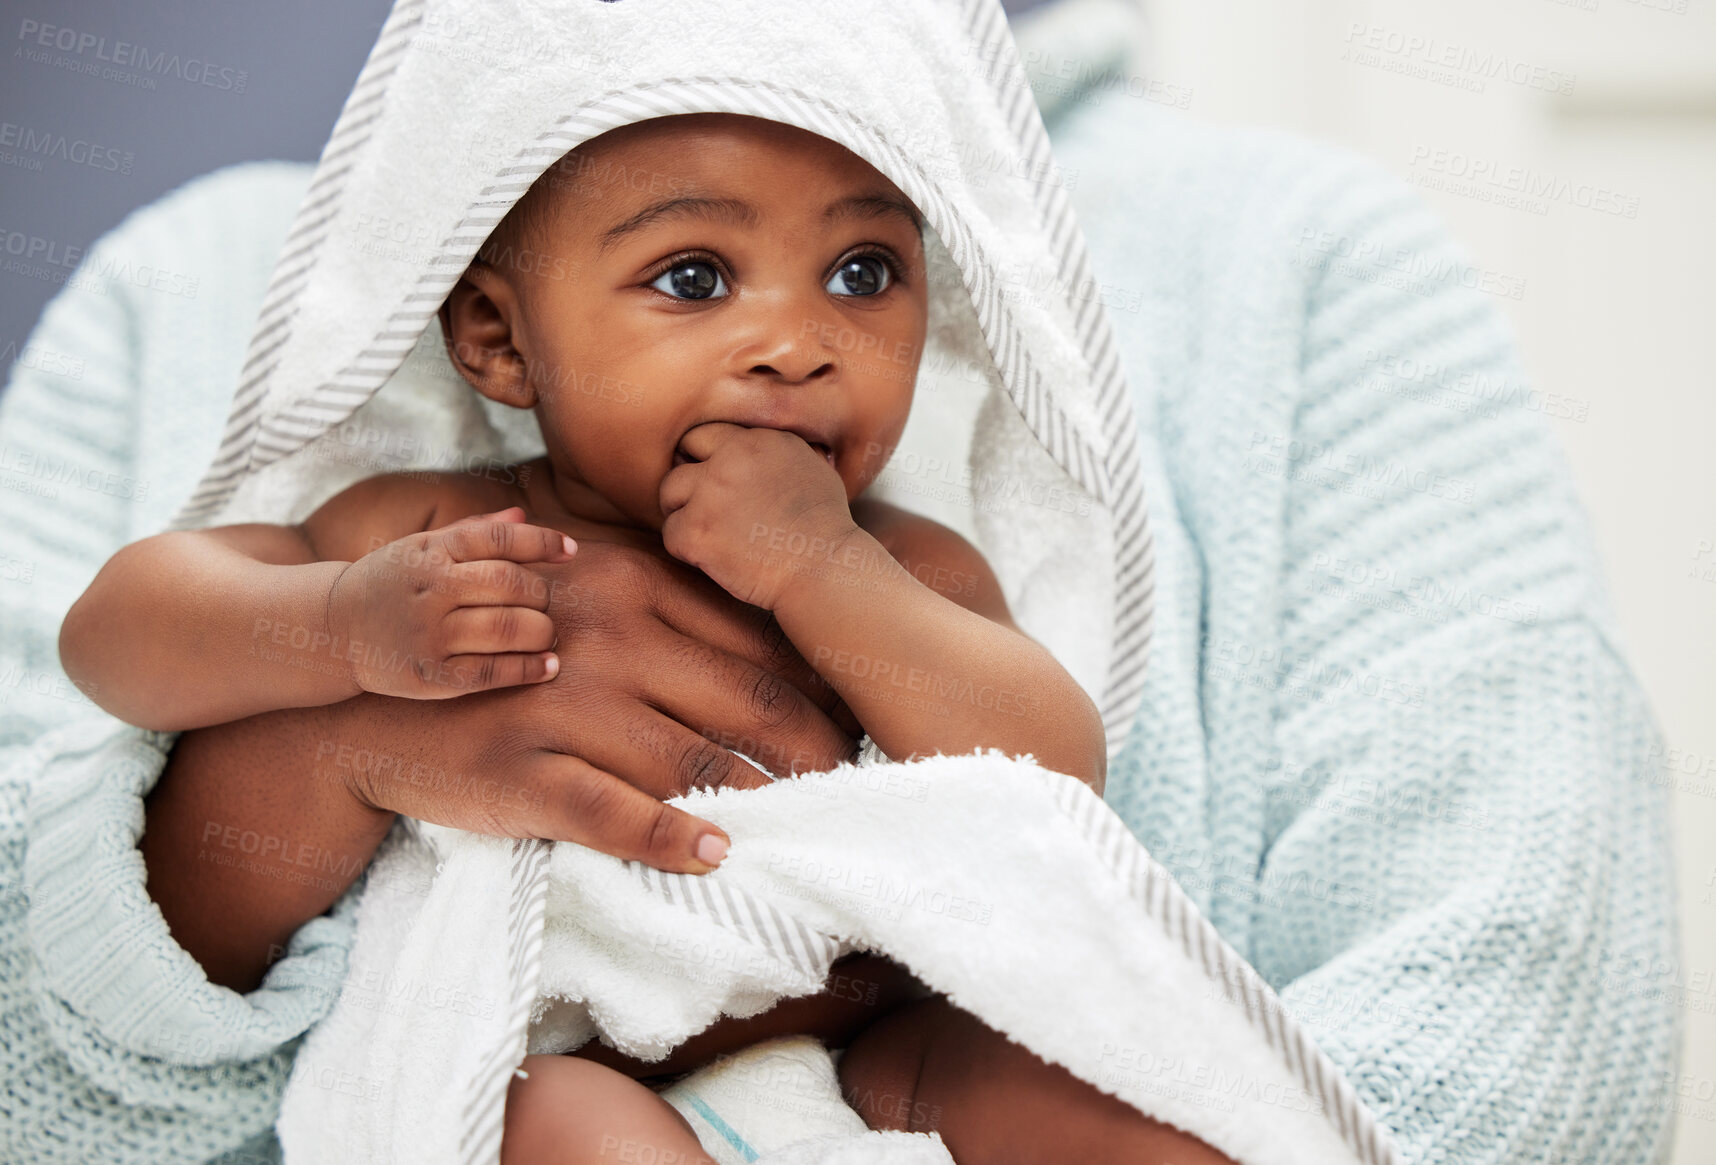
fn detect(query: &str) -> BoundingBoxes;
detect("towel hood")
[173,0,1156,753]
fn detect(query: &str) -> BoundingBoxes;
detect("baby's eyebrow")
[598,191,922,254]
[826,193,923,233]
[599,197,760,254]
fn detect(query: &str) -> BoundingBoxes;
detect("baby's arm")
[60,474,573,731]
[660,427,1105,789]
[779,500,1105,789]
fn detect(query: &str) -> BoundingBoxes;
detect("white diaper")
[658,1035,951,1165]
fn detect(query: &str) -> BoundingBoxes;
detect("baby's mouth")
[670,436,838,469]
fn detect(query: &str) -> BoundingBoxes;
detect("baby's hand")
[326,507,575,698]
[659,422,857,611]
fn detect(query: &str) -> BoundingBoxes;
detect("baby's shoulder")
[303,469,525,560]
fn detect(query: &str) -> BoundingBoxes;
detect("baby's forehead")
[526,114,915,232]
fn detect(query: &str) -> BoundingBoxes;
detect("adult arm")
[1255,163,1679,1161]
[0,165,306,760]
[1058,109,1679,1163]
[3,163,345,1165]
[143,542,861,993]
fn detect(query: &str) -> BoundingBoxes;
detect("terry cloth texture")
[284,749,1391,1164]
[0,50,1680,1165]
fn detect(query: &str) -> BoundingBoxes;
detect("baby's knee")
[503,1054,709,1165]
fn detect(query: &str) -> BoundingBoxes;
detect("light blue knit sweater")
[0,101,1680,1162]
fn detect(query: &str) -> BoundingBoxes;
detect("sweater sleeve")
[0,160,313,764]
[0,201,145,766]
[1249,150,1680,1163]
[0,163,359,1163]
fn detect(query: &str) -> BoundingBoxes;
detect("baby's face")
[449,113,928,530]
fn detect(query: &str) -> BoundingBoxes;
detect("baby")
[62,115,1223,1164]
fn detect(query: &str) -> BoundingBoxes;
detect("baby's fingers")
[441,651,561,693]
[437,509,577,566]
[442,606,557,656]
[444,560,555,611]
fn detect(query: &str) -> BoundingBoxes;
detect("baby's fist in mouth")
[659,421,858,610]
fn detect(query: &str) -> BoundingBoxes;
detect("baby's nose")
[749,351,835,383]
[746,316,838,384]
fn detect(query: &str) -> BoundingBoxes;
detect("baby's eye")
[651,261,727,300]
[826,255,892,297]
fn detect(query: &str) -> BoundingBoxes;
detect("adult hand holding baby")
[145,536,860,991]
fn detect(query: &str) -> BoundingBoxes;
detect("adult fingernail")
[562,536,577,557]
[695,834,728,866]
[542,653,559,678]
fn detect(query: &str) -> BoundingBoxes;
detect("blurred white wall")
[1132,1,1716,1159]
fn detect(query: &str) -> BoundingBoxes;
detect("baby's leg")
[838,997,1236,1165]
[502,1054,716,1165]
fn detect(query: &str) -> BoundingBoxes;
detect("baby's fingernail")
[542,653,559,678]
[695,834,728,866]
[562,536,577,557]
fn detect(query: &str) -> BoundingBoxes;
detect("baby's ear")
[440,268,535,408]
